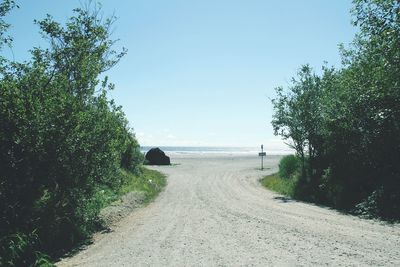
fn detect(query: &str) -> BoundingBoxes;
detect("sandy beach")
[58,154,400,266]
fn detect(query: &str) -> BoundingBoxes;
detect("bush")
[355,186,400,221]
[121,135,144,174]
[0,3,143,265]
[271,0,400,221]
[278,155,300,179]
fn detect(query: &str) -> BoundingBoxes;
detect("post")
[261,144,264,170]
[259,144,266,170]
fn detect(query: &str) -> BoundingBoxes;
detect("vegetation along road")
[59,155,400,266]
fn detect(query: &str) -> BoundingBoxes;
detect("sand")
[58,154,400,266]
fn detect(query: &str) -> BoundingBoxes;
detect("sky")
[4,0,357,150]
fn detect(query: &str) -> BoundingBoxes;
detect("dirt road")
[58,155,400,266]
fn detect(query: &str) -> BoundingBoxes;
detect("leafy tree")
[271,0,400,219]
[0,3,143,265]
[272,65,323,178]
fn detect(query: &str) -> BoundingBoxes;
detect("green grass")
[120,166,167,203]
[260,173,296,197]
[95,166,167,209]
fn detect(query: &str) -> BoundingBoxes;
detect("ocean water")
[140,146,292,155]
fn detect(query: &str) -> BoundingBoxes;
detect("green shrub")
[121,135,144,174]
[278,155,300,179]
[0,3,143,265]
[355,186,400,221]
[271,0,400,220]
[0,231,53,267]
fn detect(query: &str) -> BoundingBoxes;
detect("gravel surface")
[58,154,400,266]
[99,191,146,227]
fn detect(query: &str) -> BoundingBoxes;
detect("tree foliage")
[272,0,400,220]
[0,3,142,265]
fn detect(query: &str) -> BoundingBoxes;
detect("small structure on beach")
[145,148,171,165]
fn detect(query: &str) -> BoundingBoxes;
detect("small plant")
[0,231,53,267]
[279,155,300,179]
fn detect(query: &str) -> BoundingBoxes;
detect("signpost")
[259,144,266,170]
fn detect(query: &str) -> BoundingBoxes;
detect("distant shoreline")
[140,146,293,155]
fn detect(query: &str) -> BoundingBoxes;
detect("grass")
[260,173,296,197]
[95,166,167,209]
[120,166,167,203]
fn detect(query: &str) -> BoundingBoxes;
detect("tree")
[271,0,400,218]
[0,4,142,265]
[272,65,323,178]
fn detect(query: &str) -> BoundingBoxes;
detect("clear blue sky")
[4,0,357,150]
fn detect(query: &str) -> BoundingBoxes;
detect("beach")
[58,154,400,266]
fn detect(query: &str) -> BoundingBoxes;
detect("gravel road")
[58,154,400,266]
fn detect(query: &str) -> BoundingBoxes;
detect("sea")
[140,146,292,155]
